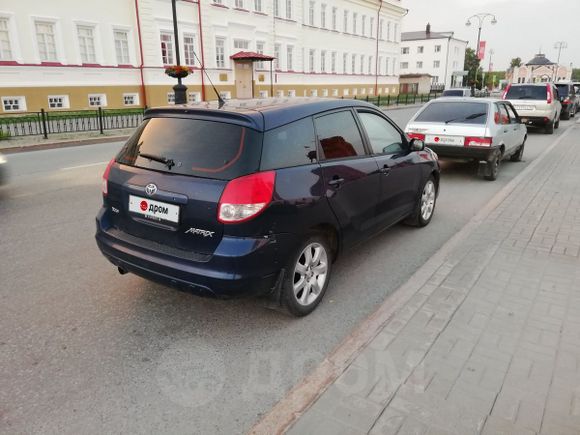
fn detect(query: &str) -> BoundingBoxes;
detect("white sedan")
[405,98,527,181]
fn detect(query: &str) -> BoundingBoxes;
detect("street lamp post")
[553,41,567,81]
[171,0,187,104]
[465,13,497,89]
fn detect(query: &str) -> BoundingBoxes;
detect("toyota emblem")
[145,183,158,196]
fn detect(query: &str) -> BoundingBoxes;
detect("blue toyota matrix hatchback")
[96,98,440,316]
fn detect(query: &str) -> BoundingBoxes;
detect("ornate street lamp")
[171,0,187,104]
[465,13,497,89]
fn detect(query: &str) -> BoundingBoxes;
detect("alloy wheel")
[420,180,436,221]
[293,243,329,306]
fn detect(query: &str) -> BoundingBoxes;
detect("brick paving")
[286,125,580,435]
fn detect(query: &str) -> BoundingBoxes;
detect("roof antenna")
[192,51,226,109]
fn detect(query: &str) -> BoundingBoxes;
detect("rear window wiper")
[138,152,175,169]
[444,112,487,124]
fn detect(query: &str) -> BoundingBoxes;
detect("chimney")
[426,23,431,35]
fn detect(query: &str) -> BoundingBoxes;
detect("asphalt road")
[0,107,574,434]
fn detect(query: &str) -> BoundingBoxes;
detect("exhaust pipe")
[118,266,128,275]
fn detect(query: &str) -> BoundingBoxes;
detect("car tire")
[545,121,555,134]
[510,138,526,162]
[404,175,437,227]
[484,152,501,181]
[281,235,332,317]
[561,111,570,121]
[555,118,560,129]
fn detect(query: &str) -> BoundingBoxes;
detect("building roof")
[144,98,376,131]
[230,51,275,61]
[401,30,455,41]
[525,53,555,66]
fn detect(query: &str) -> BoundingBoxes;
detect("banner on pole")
[477,41,486,60]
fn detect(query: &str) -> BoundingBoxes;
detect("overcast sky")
[401,0,580,71]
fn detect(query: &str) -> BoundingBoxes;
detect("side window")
[261,118,318,170]
[553,86,560,101]
[357,111,405,155]
[505,104,519,123]
[495,104,509,125]
[314,110,366,160]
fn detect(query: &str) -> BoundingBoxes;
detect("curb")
[0,135,130,154]
[249,124,576,435]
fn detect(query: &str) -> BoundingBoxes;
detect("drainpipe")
[374,1,383,96]
[196,0,206,101]
[134,0,148,107]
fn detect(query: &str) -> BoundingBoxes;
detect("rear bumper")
[426,144,499,161]
[95,207,298,298]
[518,115,553,126]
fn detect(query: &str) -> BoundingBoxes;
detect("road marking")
[60,161,109,171]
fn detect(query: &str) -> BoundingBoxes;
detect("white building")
[400,23,467,90]
[0,0,405,112]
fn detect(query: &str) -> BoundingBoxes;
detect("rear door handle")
[328,177,345,187]
[380,166,391,176]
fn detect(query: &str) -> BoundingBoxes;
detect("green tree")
[572,68,580,81]
[464,48,481,88]
[510,57,522,69]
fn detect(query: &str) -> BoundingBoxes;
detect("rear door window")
[357,111,405,155]
[506,85,547,100]
[505,104,520,123]
[442,90,464,97]
[116,117,262,180]
[314,110,366,160]
[414,102,488,125]
[555,84,569,97]
[496,104,510,124]
[260,117,318,170]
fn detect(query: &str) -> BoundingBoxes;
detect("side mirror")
[410,138,425,151]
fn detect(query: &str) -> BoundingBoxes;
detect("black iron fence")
[349,92,441,107]
[0,107,145,139]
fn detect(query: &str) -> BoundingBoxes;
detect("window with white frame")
[320,4,326,28]
[234,39,249,50]
[286,0,292,19]
[331,51,336,73]
[160,32,174,64]
[77,25,96,63]
[308,1,315,26]
[352,88,357,95]
[360,54,364,74]
[167,92,175,104]
[387,21,391,41]
[362,15,366,36]
[2,96,26,112]
[183,34,196,66]
[259,90,268,98]
[234,0,244,9]
[368,56,372,75]
[433,60,440,68]
[188,92,201,103]
[342,53,347,73]
[432,76,439,84]
[343,10,348,32]
[394,23,398,42]
[351,54,355,74]
[400,62,408,69]
[331,7,337,30]
[343,88,349,96]
[254,0,262,12]
[0,18,13,60]
[378,56,382,74]
[274,43,281,69]
[213,0,223,4]
[322,89,328,97]
[453,60,458,69]
[401,47,409,54]
[276,90,284,97]
[215,37,225,68]
[256,41,264,68]
[370,17,374,37]
[385,57,389,75]
[88,94,107,107]
[417,46,424,54]
[123,93,139,106]
[309,49,315,72]
[379,19,383,39]
[288,89,296,97]
[35,21,57,62]
[435,45,441,53]
[332,89,338,96]
[320,50,326,73]
[287,45,293,70]
[352,13,357,34]
[309,89,318,97]
[273,0,280,17]
[114,30,130,64]
[48,95,69,109]
[416,61,423,69]
[392,57,397,75]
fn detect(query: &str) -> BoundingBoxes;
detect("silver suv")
[502,83,562,134]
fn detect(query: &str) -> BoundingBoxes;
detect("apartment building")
[0,0,405,112]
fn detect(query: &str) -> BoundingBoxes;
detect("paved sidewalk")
[284,125,580,435]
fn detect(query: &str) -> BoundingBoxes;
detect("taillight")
[546,84,552,104]
[102,158,115,195]
[465,137,492,147]
[407,132,426,141]
[563,97,571,104]
[502,84,511,100]
[218,171,276,223]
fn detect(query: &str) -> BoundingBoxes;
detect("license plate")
[515,105,534,111]
[521,118,528,123]
[425,135,464,146]
[128,195,180,223]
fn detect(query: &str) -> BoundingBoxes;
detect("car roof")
[431,97,497,103]
[510,83,550,87]
[144,97,377,131]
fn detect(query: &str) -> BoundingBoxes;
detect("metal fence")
[350,92,441,107]
[0,107,145,139]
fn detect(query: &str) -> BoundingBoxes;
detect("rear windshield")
[414,102,488,125]
[116,117,262,180]
[506,85,547,100]
[442,90,465,97]
[555,84,570,97]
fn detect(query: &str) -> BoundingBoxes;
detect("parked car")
[502,83,562,134]
[573,82,580,96]
[95,98,440,316]
[441,88,473,97]
[555,83,578,120]
[405,98,527,181]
